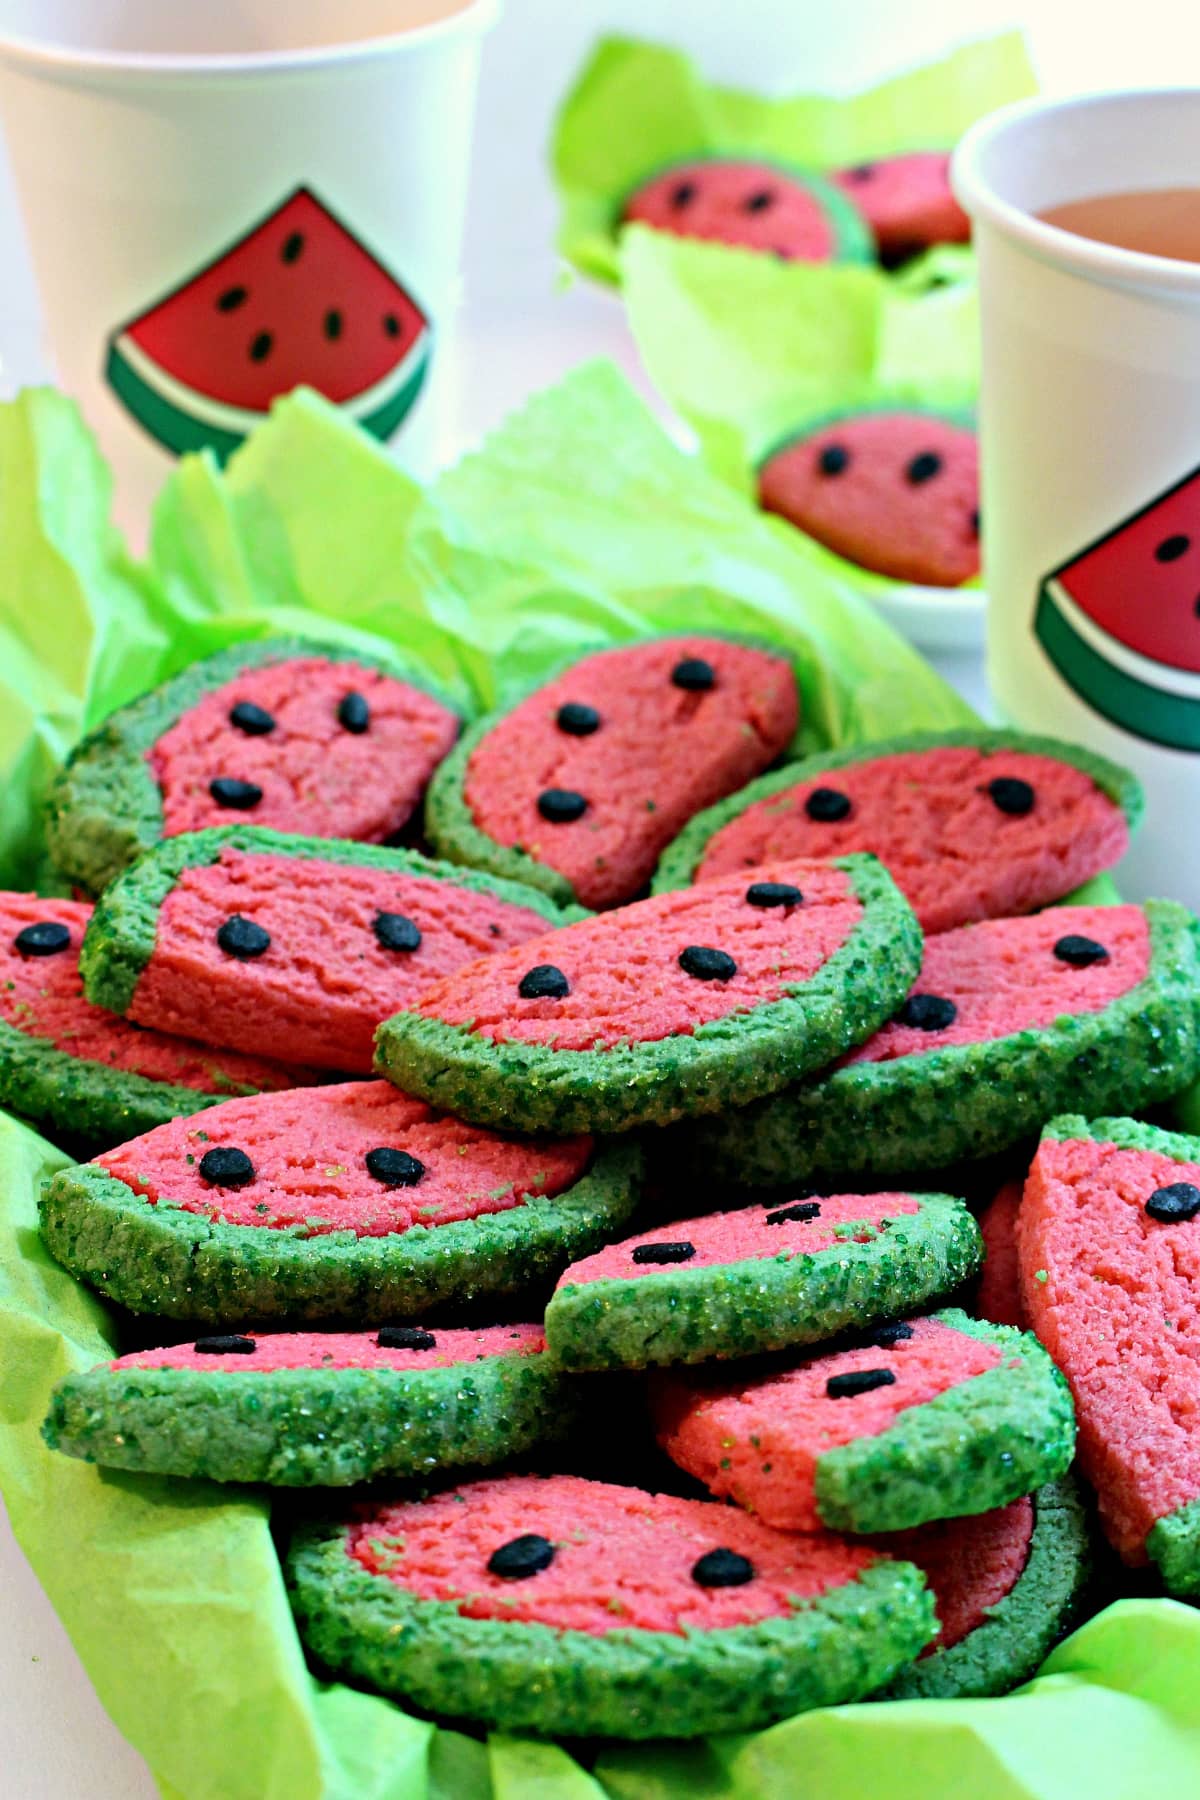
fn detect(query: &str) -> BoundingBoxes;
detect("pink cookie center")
[624,161,839,263]
[115,1322,545,1373]
[880,1497,1034,1652]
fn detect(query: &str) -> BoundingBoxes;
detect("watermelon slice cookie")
[975,1179,1027,1328]
[376,854,920,1135]
[425,636,799,910]
[39,1079,639,1325]
[830,152,971,264]
[543,1193,981,1371]
[685,901,1200,1186]
[881,1479,1092,1700]
[105,187,431,463]
[1019,1114,1200,1594]
[45,636,462,896]
[651,1309,1074,1532]
[1035,460,1200,751]
[654,728,1140,934]
[43,1322,572,1486]
[621,160,873,264]
[80,827,579,1073]
[0,891,315,1143]
[756,409,980,587]
[285,1473,935,1738]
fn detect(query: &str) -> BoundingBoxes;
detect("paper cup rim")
[951,88,1200,299]
[0,0,500,81]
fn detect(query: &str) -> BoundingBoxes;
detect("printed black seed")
[897,993,958,1031]
[765,1201,822,1225]
[746,881,804,908]
[519,964,570,1000]
[377,1326,437,1350]
[488,1534,556,1579]
[324,309,343,341]
[631,1241,695,1264]
[537,788,588,823]
[216,286,248,312]
[818,444,850,476]
[670,180,697,208]
[198,1147,256,1188]
[337,691,370,733]
[827,1368,897,1399]
[249,331,273,363]
[1156,534,1191,563]
[383,313,401,337]
[671,657,717,691]
[374,912,422,953]
[1053,934,1109,967]
[1146,1183,1200,1223]
[556,701,601,736]
[216,914,271,960]
[743,189,775,213]
[193,1335,256,1355]
[804,786,852,822]
[281,231,305,263]
[13,921,71,957]
[866,1320,914,1347]
[692,1548,754,1587]
[365,1147,427,1188]
[229,700,275,735]
[986,776,1036,816]
[906,451,943,485]
[679,945,737,981]
[209,776,263,810]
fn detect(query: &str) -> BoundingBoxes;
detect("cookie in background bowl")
[623,159,873,264]
[831,152,971,265]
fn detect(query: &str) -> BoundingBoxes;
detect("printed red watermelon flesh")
[129,848,555,1070]
[976,1181,1027,1329]
[880,1498,1034,1652]
[151,658,458,842]
[114,1322,544,1374]
[411,859,861,1051]
[97,1079,592,1238]
[0,892,305,1094]
[348,1473,881,1635]
[652,1316,1002,1530]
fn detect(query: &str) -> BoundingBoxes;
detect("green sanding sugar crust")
[375,852,921,1136]
[44,635,464,896]
[42,1324,571,1485]
[543,1192,982,1371]
[682,898,1200,1185]
[883,1477,1092,1700]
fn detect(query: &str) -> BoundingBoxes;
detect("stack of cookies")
[28,632,1200,1739]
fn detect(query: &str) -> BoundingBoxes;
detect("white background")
[2,2,1198,1796]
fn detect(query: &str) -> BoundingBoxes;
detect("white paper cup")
[0,0,499,533]
[953,90,1200,903]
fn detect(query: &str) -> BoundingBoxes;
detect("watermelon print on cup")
[1035,461,1200,752]
[286,1473,936,1738]
[105,188,431,463]
[39,1078,640,1324]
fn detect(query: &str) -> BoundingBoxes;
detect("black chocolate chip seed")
[1156,534,1191,563]
[866,1320,914,1347]
[1146,1183,1200,1223]
[216,285,248,312]
[670,181,697,209]
[519,964,570,1000]
[198,1147,256,1188]
[970,508,981,538]
[337,691,370,733]
[679,945,737,981]
[488,1534,556,1579]
[374,912,422,953]
[986,776,1035,816]
[692,1548,755,1588]
[671,657,717,692]
[632,1241,695,1264]
[556,701,601,736]
[537,788,588,823]
[365,1147,427,1187]
[818,443,850,476]
[249,331,273,363]
[193,1334,256,1355]
[804,786,852,822]
[765,1201,822,1225]
[743,189,775,213]
[216,915,271,959]
[229,700,275,735]
[377,1326,437,1350]
[846,163,876,182]
[826,1368,897,1399]
[906,451,943,485]
[746,881,804,908]
[897,993,957,1031]
[209,776,263,810]
[1053,934,1109,967]
[13,921,70,956]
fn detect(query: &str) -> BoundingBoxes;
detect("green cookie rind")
[285,1524,934,1739]
[543,1193,982,1372]
[375,853,922,1136]
[884,1477,1093,1701]
[44,635,466,897]
[652,726,1145,893]
[1039,1111,1198,1154]
[39,1141,641,1326]
[43,1348,572,1486]
[683,898,1200,1185]
[81,824,587,1018]
[813,1309,1076,1533]
[1147,1497,1200,1595]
